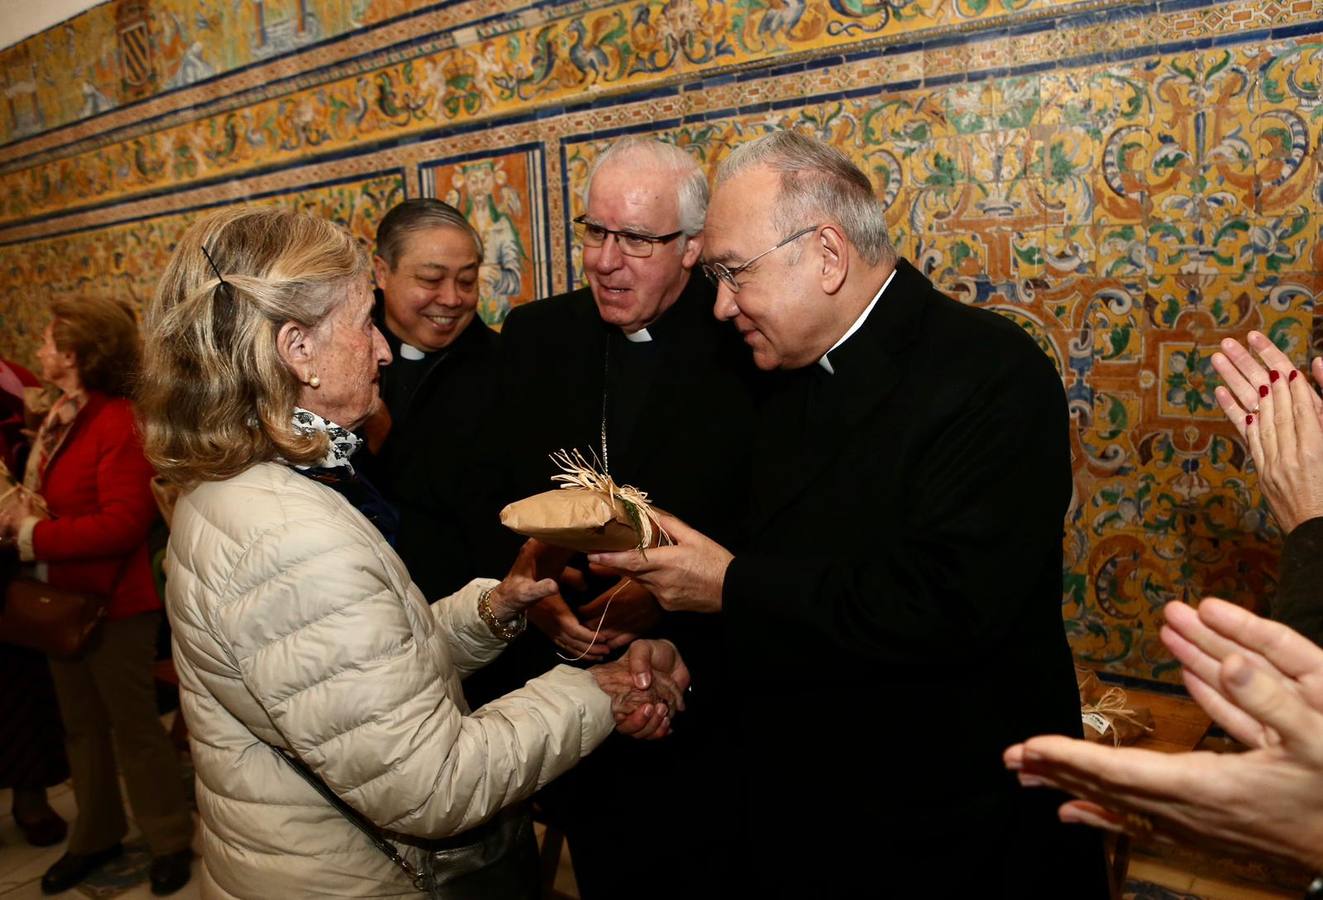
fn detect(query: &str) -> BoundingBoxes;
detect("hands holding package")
[498,461,733,622]
[588,514,734,615]
[491,539,689,739]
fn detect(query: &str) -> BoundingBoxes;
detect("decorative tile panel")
[1,0,1320,684]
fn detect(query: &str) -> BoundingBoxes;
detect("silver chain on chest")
[599,338,611,477]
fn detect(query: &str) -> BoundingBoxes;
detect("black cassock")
[723,259,1109,898]
[469,273,760,899]
[1275,517,1323,647]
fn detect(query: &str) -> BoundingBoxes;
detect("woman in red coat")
[0,298,194,895]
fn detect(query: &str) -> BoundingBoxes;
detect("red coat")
[31,392,161,620]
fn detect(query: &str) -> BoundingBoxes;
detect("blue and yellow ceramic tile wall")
[2,0,1321,683]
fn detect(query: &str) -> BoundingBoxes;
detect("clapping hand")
[1212,331,1323,532]
[1005,599,1323,869]
[1159,598,1323,748]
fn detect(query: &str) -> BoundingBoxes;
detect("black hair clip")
[200,243,232,299]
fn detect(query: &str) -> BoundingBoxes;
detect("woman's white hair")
[140,206,369,486]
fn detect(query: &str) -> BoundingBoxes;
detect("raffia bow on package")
[499,450,672,553]
[1076,667,1154,746]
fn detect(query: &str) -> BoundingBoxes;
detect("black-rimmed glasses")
[701,224,821,293]
[573,215,685,258]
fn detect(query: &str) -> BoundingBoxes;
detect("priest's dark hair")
[374,198,484,271]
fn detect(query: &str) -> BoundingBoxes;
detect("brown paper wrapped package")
[1076,668,1153,745]
[500,487,665,553]
[1082,703,1154,745]
[1076,668,1106,705]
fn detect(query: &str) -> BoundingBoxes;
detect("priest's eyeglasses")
[700,224,821,293]
[573,215,685,258]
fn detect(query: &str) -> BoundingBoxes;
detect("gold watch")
[477,586,526,642]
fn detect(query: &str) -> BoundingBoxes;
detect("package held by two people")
[499,450,670,553]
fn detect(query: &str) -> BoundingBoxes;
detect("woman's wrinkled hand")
[484,539,565,622]
[589,639,690,740]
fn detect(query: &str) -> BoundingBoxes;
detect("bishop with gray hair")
[592,129,1111,898]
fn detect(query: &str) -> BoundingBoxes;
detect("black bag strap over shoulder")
[270,745,429,891]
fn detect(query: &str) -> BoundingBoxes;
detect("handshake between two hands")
[486,539,692,741]
[589,638,689,740]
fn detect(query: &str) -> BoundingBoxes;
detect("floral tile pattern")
[2,0,1321,683]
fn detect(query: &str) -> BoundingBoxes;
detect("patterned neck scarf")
[290,407,362,472]
[23,390,87,492]
[288,408,398,544]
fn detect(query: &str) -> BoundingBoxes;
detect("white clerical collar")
[399,342,427,361]
[819,268,896,375]
[623,327,653,343]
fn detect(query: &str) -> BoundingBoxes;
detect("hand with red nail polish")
[1253,356,1323,532]
[1213,333,1323,432]
[1211,332,1323,532]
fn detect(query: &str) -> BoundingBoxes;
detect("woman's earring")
[308,374,321,388]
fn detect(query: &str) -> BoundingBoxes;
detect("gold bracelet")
[477,587,526,642]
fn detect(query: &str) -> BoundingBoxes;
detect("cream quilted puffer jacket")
[164,462,615,898]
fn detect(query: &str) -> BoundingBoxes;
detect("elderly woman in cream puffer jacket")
[140,207,688,898]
